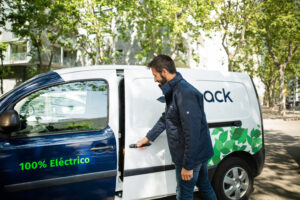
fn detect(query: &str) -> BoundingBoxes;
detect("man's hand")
[137,137,150,150]
[181,168,193,181]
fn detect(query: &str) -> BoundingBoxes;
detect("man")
[137,55,217,200]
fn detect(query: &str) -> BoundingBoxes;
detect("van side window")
[12,80,108,137]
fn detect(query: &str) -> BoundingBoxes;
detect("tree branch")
[284,42,300,65]
[266,32,280,67]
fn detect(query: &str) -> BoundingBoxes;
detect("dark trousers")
[175,161,217,200]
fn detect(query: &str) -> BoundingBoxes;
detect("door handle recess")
[90,145,114,151]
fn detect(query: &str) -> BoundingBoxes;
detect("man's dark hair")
[147,55,176,74]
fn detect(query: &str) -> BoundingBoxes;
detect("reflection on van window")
[13,81,108,137]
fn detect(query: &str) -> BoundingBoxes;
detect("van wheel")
[212,157,253,200]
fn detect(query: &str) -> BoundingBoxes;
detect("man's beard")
[159,72,167,86]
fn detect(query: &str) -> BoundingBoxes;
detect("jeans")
[175,161,217,200]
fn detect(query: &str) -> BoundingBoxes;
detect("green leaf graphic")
[233,144,239,151]
[251,142,257,150]
[254,138,262,145]
[257,143,262,149]
[253,147,260,153]
[240,145,247,151]
[251,128,261,138]
[224,140,234,150]
[213,145,221,156]
[221,147,230,154]
[247,135,252,145]
[208,158,212,164]
[238,129,248,144]
[230,127,235,135]
[212,155,221,165]
[219,131,228,143]
[215,139,223,151]
[212,128,224,135]
[231,128,244,140]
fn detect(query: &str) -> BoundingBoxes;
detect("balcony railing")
[11,52,27,61]
[1,52,76,67]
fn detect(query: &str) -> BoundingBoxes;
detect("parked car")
[0,66,264,200]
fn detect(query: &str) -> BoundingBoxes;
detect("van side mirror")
[0,110,21,133]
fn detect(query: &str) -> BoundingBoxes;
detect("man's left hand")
[181,168,193,181]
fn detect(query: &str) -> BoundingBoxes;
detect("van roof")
[54,65,251,84]
[54,65,247,77]
[54,65,147,75]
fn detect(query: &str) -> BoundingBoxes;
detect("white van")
[0,65,264,200]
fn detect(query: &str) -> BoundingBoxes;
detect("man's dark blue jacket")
[146,72,214,170]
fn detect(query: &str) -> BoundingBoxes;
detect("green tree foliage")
[118,0,212,64]
[75,0,119,65]
[4,0,80,73]
[255,0,300,112]
[209,0,259,72]
[257,54,279,107]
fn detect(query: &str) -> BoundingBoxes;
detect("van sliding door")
[122,69,176,199]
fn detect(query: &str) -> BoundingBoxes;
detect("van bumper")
[253,147,265,176]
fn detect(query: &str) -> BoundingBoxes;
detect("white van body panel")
[122,68,262,199]
[55,66,263,199]
[123,69,176,199]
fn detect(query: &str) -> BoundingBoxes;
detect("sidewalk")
[262,106,300,121]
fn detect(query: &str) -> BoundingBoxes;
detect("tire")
[212,157,254,200]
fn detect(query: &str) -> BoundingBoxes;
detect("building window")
[11,43,27,61]
[53,47,61,64]
[63,50,76,66]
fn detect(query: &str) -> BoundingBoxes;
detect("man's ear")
[161,68,169,77]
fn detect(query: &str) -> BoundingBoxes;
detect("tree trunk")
[264,93,269,107]
[228,56,233,72]
[47,51,54,70]
[36,45,46,73]
[264,85,270,107]
[278,64,287,114]
[0,60,3,94]
[270,78,277,108]
[267,88,271,107]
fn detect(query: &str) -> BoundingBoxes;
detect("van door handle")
[129,143,151,148]
[90,146,114,151]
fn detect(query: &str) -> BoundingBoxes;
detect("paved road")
[162,119,300,200]
[249,119,300,200]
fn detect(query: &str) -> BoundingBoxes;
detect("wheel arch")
[212,151,258,181]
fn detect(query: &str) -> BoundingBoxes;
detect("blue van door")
[0,77,117,200]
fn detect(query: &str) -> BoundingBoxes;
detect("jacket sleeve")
[146,112,166,141]
[176,89,202,170]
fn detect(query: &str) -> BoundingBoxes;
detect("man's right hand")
[137,137,150,150]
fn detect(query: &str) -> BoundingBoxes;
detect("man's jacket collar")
[160,72,183,102]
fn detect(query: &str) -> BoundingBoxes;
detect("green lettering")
[65,159,69,166]
[59,158,64,167]
[50,160,55,167]
[80,158,84,164]
[19,163,24,171]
